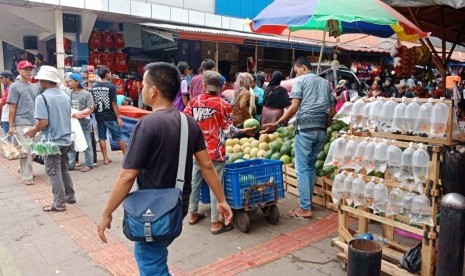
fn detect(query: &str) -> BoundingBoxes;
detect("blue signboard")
[216,0,273,19]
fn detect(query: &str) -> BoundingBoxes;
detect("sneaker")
[93,163,98,167]
[66,198,76,204]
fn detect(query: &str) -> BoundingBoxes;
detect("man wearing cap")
[7,60,40,185]
[0,70,14,134]
[24,66,75,212]
[67,73,95,172]
[184,70,254,234]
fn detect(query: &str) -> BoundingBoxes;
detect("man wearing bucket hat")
[66,73,95,172]
[6,60,40,185]
[24,66,75,212]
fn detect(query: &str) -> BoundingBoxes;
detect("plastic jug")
[387,143,403,179]
[363,139,377,174]
[399,142,415,181]
[343,139,358,169]
[373,179,388,214]
[364,177,376,209]
[390,97,407,134]
[351,99,366,129]
[352,177,366,207]
[386,188,405,216]
[429,97,450,138]
[412,143,430,184]
[362,100,373,130]
[417,98,433,136]
[405,98,421,134]
[330,137,348,167]
[354,139,368,172]
[331,172,346,204]
[369,98,385,131]
[343,172,355,206]
[379,98,397,132]
[374,139,389,173]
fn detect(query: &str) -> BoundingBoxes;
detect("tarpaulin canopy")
[383,0,465,9]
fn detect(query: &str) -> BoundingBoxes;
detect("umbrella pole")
[317,25,327,74]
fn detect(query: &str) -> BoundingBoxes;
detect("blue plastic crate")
[224,159,284,209]
[200,180,211,204]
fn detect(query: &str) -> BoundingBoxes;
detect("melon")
[280,154,292,164]
[225,139,235,147]
[232,144,242,153]
[243,154,251,159]
[280,144,292,156]
[251,140,260,148]
[233,138,240,145]
[264,150,273,159]
[259,134,270,143]
[243,118,261,133]
[248,137,255,142]
[243,142,251,148]
[250,148,259,157]
[270,141,283,153]
[226,146,233,154]
[271,152,281,160]
[257,149,266,158]
[268,134,276,142]
[258,142,269,151]
[240,137,249,145]
[243,147,251,155]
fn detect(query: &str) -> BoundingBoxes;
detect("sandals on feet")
[287,209,312,221]
[43,205,66,212]
[211,224,234,235]
[103,160,112,165]
[188,213,206,225]
[23,180,34,185]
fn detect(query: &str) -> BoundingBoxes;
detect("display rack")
[283,166,326,207]
[332,132,443,275]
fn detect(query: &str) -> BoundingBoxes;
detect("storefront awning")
[141,23,332,53]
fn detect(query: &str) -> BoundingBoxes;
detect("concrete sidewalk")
[0,152,344,276]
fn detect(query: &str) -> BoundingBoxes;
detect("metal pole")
[317,25,327,74]
[436,193,465,276]
[215,42,219,71]
[55,9,65,82]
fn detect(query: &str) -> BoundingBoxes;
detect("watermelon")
[270,141,283,153]
[315,160,324,170]
[317,151,327,161]
[280,155,292,164]
[291,148,295,157]
[243,118,261,133]
[329,173,336,181]
[326,127,334,135]
[271,152,281,160]
[280,144,292,156]
[323,143,331,154]
[263,150,273,159]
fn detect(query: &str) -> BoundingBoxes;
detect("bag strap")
[175,112,188,191]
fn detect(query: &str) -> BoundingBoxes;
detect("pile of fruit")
[316,120,349,178]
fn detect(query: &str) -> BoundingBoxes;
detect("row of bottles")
[331,173,434,226]
[325,137,430,184]
[351,97,449,138]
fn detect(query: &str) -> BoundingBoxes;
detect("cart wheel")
[264,205,280,225]
[234,211,251,233]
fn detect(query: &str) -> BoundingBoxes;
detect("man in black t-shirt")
[91,67,126,164]
[97,62,233,275]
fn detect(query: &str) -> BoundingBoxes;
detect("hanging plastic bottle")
[390,97,408,134]
[364,177,376,209]
[379,97,397,132]
[343,172,355,206]
[331,172,346,204]
[387,142,403,180]
[410,194,434,226]
[386,188,405,216]
[330,137,348,167]
[363,138,377,174]
[351,99,366,129]
[373,179,388,214]
[374,139,389,173]
[399,142,415,181]
[354,139,368,172]
[412,143,430,184]
[417,98,434,136]
[369,97,385,131]
[362,99,373,131]
[401,192,416,216]
[352,177,366,207]
[343,139,358,169]
[405,98,421,134]
[430,97,450,138]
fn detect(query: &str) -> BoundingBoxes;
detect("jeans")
[188,159,225,222]
[68,119,93,169]
[44,145,75,208]
[134,240,173,276]
[15,126,34,181]
[294,130,326,211]
[96,120,122,141]
[1,121,8,134]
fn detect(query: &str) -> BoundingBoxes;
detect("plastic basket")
[200,180,211,204]
[224,159,284,209]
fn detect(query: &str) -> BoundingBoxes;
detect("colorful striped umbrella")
[251,0,429,42]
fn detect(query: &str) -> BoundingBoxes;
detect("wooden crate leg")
[421,237,434,276]
[358,206,368,233]
[338,206,352,243]
[383,216,395,242]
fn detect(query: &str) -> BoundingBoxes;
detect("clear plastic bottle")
[399,142,415,181]
[363,139,377,174]
[351,99,366,129]
[343,172,355,206]
[343,139,358,169]
[386,188,405,216]
[331,172,346,204]
[412,143,430,184]
[362,100,373,131]
[331,137,348,167]
[364,177,376,209]
[374,139,389,173]
[354,139,368,172]
[379,98,397,132]
[405,98,421,134]
[352,177,366,207]
[390,97,408,134]
[417,98,434,136]
[369,98,385,131]
[373,179,388,214]
[387,143,403,179]
[430,97,450,138]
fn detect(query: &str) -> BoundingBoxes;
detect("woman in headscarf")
[261,71,290,127]
[232,72,255,127]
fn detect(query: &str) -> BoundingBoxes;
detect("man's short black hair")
[98,67,111,80]
[144,62,180,102]
[177,61,189,75]
[294,57,312,71]
[202,59,215,71]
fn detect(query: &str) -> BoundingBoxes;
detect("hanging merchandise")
[332,171,346,204]
[364,177,376,209]
[417,98,433,136]
[402,192,416,216]
[89,29,103,50]
[373,179,388,215]
[89,50,102,68]
[351,99,365,129]
[112,77,126,96]
[101,50,115,72]
[386,188,405,216]
[369,97,384,131]
[352,177,366,207]
[362,99,373,131]
[326,137,347,167]
[374,139,389,173]
[405,98,421,134]
[114,51,128,73]
[354,139,368,172]
[379,98,397,132]
[114,32,125,49]
[400,142,415,181]
[412,143,430,184]
[387,143,403,179]
[342,139,358,169]
[429,97,450,138]
[343,172,354,206]
[64,38,72,53]
[102,30,114,49]
[410,194,434,226]
[363,138,377,174]
[391,97,408,134]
